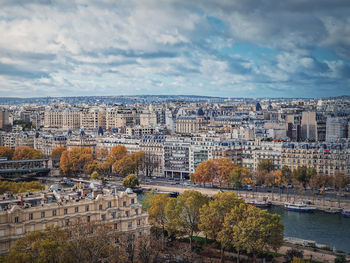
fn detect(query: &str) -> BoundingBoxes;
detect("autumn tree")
[281,165,292,185]
[60,150,71,175]
[148,193,171,247]
[0,146,14,160]
[165,190,209,249]
[216,158,236,187]
[292,166,316,188]
[50,146,66,159]
[113,155,136,176]
[4,225,71,263]
[333,172,350,206]
[59,147,94,176]
[107,145,127,165]
[0,181,44,194]
[91,171,99,180]
[199,192,243,261]
[218,204,284,262]
[95,148,108,162]
[130,151,145,176]
[13,146,44,160]
[142,152,160,178]
[258,159,275,173]
[122,174,139,188]
[191,160,216,185]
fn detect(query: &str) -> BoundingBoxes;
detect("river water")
[268,206,350,253]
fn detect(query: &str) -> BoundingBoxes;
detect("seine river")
[268,206,350,253]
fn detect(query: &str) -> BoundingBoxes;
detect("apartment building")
[281,142,350,175]
[139,135,165,177]
[0,188,150,254]
[163,140,190,179]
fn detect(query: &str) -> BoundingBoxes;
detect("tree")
[216,158,236,187]
[165,190,209,249]
[13,146,44,160]
[284,248,304,263]
[122,174,139,188]
[334,254,347,263]
[0,146,14,160]
[95,148,108,162]
[148,193,171,248]
[4,225,71,263]
[293,166,315,188]
[139,191,156,211]
[258,159,274,173]
[60,150,71,175]
[130,151,145,176]
[218,204,284,262]
[91,171,99,180]
[50,146,66,159]
[142,152,160,178]
[107,145,127,164]
[113,155,136,176]
[0,181,44,194]
[333,172,350,207]
[199,192,243,261]
[59,147,94,176]
[281,165,292,185]
[192,160,216,185]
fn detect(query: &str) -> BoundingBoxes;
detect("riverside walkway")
[141,184,350,210]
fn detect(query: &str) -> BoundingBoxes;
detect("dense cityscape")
[0,95,350,262]
[1,0,350,262]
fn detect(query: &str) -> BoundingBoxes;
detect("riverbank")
[141,184,350,211]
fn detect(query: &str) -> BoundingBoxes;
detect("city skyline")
[0,1,350,98]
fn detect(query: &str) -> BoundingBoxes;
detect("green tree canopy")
[165,190,209,249]
[122,174,139,188]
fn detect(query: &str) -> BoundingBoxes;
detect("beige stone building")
[0,188,150,254]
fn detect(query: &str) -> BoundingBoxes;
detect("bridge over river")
[0,158,54,179]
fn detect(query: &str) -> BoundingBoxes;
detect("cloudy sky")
[0,0,349,98]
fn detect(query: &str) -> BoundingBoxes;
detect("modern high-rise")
[326,117,348,142]
[0,109,9,130]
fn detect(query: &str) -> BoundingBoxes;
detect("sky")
[0,0,350,98]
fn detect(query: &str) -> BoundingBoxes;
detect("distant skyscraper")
[326,117,348,142]
[0,108,9,130]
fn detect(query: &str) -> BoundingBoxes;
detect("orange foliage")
[13,146,44,160]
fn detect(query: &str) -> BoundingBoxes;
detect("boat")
[246,199,272,208]
[322,208,340,214]
[284,202,316,213]
[340,208,350,217]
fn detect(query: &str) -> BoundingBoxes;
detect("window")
[64,208,68,215]
[125,211,129,217]
[87,216,90,223]
[123,201,126,207]
[85,205,89,212]
[99,204,103,210]
[131,198,134,204]
[75,207,79,213]
[52,210,57,216]
[108,201,112,208]
[137,220,141,226]
[128,222,132,228]
[114,223,118,230]
[101,214,106,221]
[29,213,33,220]
[65,220,69,226]
[112,212,116,219]
[41,212,45,218]
[135,209,138,215]
[14,217,19,223]
[138,232,142,237]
